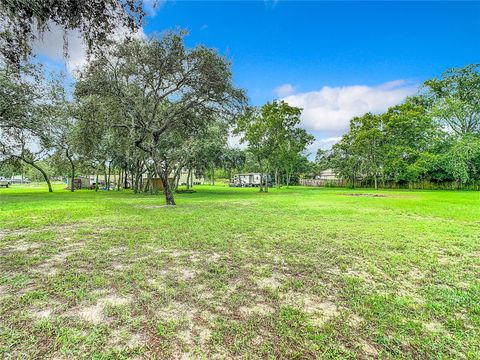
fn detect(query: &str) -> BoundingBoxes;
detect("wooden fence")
[299,179,480,191]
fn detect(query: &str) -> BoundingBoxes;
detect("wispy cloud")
[264,0,279,9]
[143,0,166,17]
[273,83,296,97]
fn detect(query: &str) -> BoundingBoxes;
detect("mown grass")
[0,184,479,359]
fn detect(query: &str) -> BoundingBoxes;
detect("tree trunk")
[374,174,378,190]
[174,169,180,192]
[27,160,52,192]
[134,170,141,194]
[107,162,111,191]
[259,171,264,192]
[65,149,75,192]
[186,168,191,190]
[95,173,99,192]
[160,173,175,205]
[117,169,121,191]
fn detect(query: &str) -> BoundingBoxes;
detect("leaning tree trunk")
[154,157,176,205]
[173,167,181,191]
[26,160,52,193]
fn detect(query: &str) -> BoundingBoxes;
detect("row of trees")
[316,64,480,188]
[0,3,314,205]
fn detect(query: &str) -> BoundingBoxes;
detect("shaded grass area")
[0,184,479,358]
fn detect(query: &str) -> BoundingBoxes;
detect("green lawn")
[0,184,479,359]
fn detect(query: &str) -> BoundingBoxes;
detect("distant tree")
[424,64,480,135]
[382,97,444,183]
[348,113,386,189]
[277,127,313,187]
[0,64,54,191]
[41,75,80,191]
[330,133,361,188]
[443,136,480,185]
[236,100,313,190]
[0,0,145,64]
[221,148,246,181]
[315,149,332,174]
[235,107,270,191]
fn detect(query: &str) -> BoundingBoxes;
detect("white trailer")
[230,173,271,187]
[0,177,10,188]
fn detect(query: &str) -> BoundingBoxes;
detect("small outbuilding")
[67,177,90,190]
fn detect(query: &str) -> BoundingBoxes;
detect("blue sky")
[34,1,480,152]
[146,1,479,104]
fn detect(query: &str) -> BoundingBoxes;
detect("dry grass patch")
[70,294,132,324]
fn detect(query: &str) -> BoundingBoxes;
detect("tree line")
[0,1,314,205]
[316,64,480,189]
[1,1,478,204]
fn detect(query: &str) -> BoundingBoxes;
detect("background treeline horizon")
[1,61,479,194]
[0,2,479,201]
[315,64,480,190]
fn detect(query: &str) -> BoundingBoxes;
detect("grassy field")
[0,184,479,359]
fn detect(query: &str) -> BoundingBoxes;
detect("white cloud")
[143,0,166,17]
[274,83,295,97]
[32,25,86,73]
[32,23,146,74]
[282,80,418,134]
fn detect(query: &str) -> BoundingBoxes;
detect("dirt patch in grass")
[238,303,274,316]
[256,273,284,290]
[71,294,132,324]
[31,308,53,319]
[282,292,341,326]
[341,193,386,198]
[35,243,85,276]
[0,223,84,239]
[360,340,379,357]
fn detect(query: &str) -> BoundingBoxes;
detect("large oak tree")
[75,31,246,205]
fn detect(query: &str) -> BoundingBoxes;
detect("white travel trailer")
[230,173,271,187]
